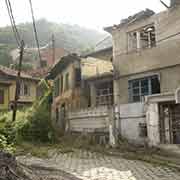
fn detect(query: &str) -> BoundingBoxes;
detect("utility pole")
[52,34,55,64]
[12,40,25,122]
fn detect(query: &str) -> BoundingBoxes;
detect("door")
[159,102,180,144]
[60,103,66,132]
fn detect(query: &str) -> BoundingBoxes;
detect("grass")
[15,142,53,158]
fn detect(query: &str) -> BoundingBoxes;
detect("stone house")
[48,54,113,133]
[105,1,180,147]
[0,65,39,111]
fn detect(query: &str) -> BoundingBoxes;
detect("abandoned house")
[83,46,113,62]
[105,0,180,147]
[0,65,39,111]
[48,53,113,133]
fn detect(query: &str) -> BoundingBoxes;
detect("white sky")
[0,0,170,31]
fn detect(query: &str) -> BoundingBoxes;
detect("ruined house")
[83,46,113,62]
[105,1,180,147]
[48,54,114,133]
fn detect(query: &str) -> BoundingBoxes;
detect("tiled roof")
[0,65,39,81]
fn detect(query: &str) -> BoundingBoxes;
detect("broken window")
[128,25,156,52]
[129,75,160,102]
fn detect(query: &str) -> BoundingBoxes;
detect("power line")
[5,0,21,47]
[28,0,42,65]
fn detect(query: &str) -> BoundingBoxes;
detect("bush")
[0,134,15,153]
[0,84,56,145]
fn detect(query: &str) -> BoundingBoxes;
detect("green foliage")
[0,134,15,153]
[0,44,14,67]
[0,81,55,147]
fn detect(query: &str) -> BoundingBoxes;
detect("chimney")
[171,0,179,7]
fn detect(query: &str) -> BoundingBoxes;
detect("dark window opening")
[41,60,47,68]
[60,75,64,93]
[128,25,156,52]
[54,78,60,97]
[139,123,147,137]
[56,108,59,123]
[0,89,4,104]
[75,68,81,87]
[24,84,30,96]
[65,73,69,90]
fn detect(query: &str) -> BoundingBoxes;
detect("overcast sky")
[0,0,170,31]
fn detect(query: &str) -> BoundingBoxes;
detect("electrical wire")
[5,0,21,47]
[28,0,42,64]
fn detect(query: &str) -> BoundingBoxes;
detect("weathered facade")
[83,47,113,62]
[105,2,180,146]
[0,65,39,111]
[48,54,114,133]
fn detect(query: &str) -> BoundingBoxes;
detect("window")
[75,68,81,87]
[65,73,69,90]
[54,78,60,97]
[24,84,30,96]
[129,75,160,102]
[60,75,64,93]
[128,25,156,52]
[20,82,30,96]
[40,60,47,68]
[0,89,4,104]
[56,108,59,123]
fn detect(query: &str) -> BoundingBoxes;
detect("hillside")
[0,19,108,53]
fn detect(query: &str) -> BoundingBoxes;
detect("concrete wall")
[116,65,180,104]
[119,102,146,144]
[110,5,180,105]
[67,103,146,145]
[68,106,109,132]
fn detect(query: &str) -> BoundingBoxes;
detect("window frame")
[128,75,160,103]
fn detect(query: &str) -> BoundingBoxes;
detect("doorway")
[159,102,180,144]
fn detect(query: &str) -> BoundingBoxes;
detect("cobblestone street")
[17,150,180,180]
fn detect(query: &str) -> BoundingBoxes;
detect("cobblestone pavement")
[17,150,180,180]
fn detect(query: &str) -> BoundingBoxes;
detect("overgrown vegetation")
[0,79,55,153]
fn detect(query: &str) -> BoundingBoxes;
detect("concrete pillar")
[90,83,97,107]
[146,102,160,147]
[113,80,120,105]
[136,31,141,50]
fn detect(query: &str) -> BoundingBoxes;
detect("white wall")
[68,106,109,133]
[119,103,147,144]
